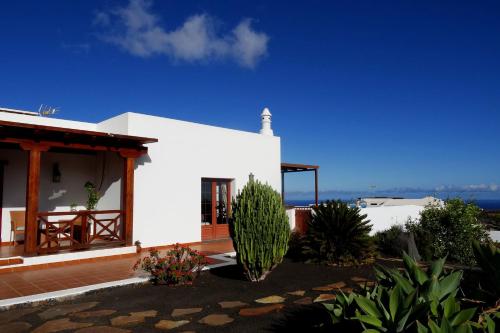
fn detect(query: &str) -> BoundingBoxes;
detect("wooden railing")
[36,210,124,254]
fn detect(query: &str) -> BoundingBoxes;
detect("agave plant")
[302,200,374,265]
[323,254,498,332]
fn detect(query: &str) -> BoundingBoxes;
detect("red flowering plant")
[133,244,208,285]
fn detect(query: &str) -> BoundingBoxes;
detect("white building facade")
[0,108,281,254]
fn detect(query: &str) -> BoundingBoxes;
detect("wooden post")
[119,149,144,246]
[0,161,6,244]
[281,171,285,204]
[20,143,49,255]
[314,168,319,206]
[122,156,135,246]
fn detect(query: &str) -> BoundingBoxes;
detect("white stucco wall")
[360,205,423,235]
[121,112,281,247]
[0,110,281,247]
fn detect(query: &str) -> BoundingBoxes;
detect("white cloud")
[95,0,269,68]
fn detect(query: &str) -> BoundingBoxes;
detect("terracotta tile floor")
[0,239,234,300]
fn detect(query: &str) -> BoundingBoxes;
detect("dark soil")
[2,259,401,332]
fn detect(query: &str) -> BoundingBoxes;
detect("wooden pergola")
[281,162,319,206]
[0,120,157,256]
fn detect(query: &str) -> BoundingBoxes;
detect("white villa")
[0,106,318,267]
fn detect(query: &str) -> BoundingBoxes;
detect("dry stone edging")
[0,307,37,324]
[314,294,336,302]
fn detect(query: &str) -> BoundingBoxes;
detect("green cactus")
[230,178,290,282]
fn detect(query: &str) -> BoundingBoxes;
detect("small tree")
[406,198,489,265]
[230,179,290,282]
[84,181,100,210]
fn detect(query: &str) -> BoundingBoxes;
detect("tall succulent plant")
[230,178,290,282]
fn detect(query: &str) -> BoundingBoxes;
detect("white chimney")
[260,107,273,136]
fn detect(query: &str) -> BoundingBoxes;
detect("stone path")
[0,276,377,332]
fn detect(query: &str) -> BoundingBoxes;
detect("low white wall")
[489,230,500,243]
[286,208,296,231]
[360,205,423,235]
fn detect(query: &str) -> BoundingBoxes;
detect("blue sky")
[1,0,499,199]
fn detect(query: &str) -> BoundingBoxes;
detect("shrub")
[472,241,500,304]
[406,198,489,265]
[374,225,407,257]
[324,253,499,332]
[134,244,208,285]
[302,200,374,265]
[286,230,306,261]
[230,179,290,282]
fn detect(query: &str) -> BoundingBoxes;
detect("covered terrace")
[0,120,157,257]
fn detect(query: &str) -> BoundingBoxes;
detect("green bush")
[324,253,499,332]
[230,179,290,282]
[406,198,489,265]
[374,225,407,257]
[302,200,374,266]
[472,241,500,304]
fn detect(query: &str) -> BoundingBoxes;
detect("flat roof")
[281,162,319,172]
[0,120,157,151]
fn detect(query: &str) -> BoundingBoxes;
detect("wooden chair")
[10,211,25,244]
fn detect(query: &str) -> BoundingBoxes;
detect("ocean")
[285,199,500,211]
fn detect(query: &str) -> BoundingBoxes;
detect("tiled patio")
[0,239,234,301]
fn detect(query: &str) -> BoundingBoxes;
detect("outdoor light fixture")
[52,163,61,183]
[249,173,254,181]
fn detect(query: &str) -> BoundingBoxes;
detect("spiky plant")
[302,200,373,265]
[230,179,290,282]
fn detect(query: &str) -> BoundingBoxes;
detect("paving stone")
[198,314,234,326]
[287,290,306,296]
[218,301,249,309]
[0,321,32,333]
[239,304,285,317]
[293,297,313,305]
[339,287,354,294]
[171,308,203,317]
[75,326,131,333]
[32,318,93,333]
[328,281,347,289]
[110,315,145,327]
[155,320,190,330]
[255,295,286,304]
[0,308,38,324]
[357,281,376,288]
[313,281,347,291]
[314,294,337,302]
[351,276,368,282]
[38,302,99,320]
[129,310,157,318]
[72,310,117,319]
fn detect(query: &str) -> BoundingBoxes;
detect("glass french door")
[201,179,231,241]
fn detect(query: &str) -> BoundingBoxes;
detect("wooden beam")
[122,156,135,246]
[22,144,48,255]
[314,169,319,206]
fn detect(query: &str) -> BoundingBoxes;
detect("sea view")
[286,199,500,211]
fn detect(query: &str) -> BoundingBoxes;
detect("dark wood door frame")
[0,161,6,244]
[201,178,232,241]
